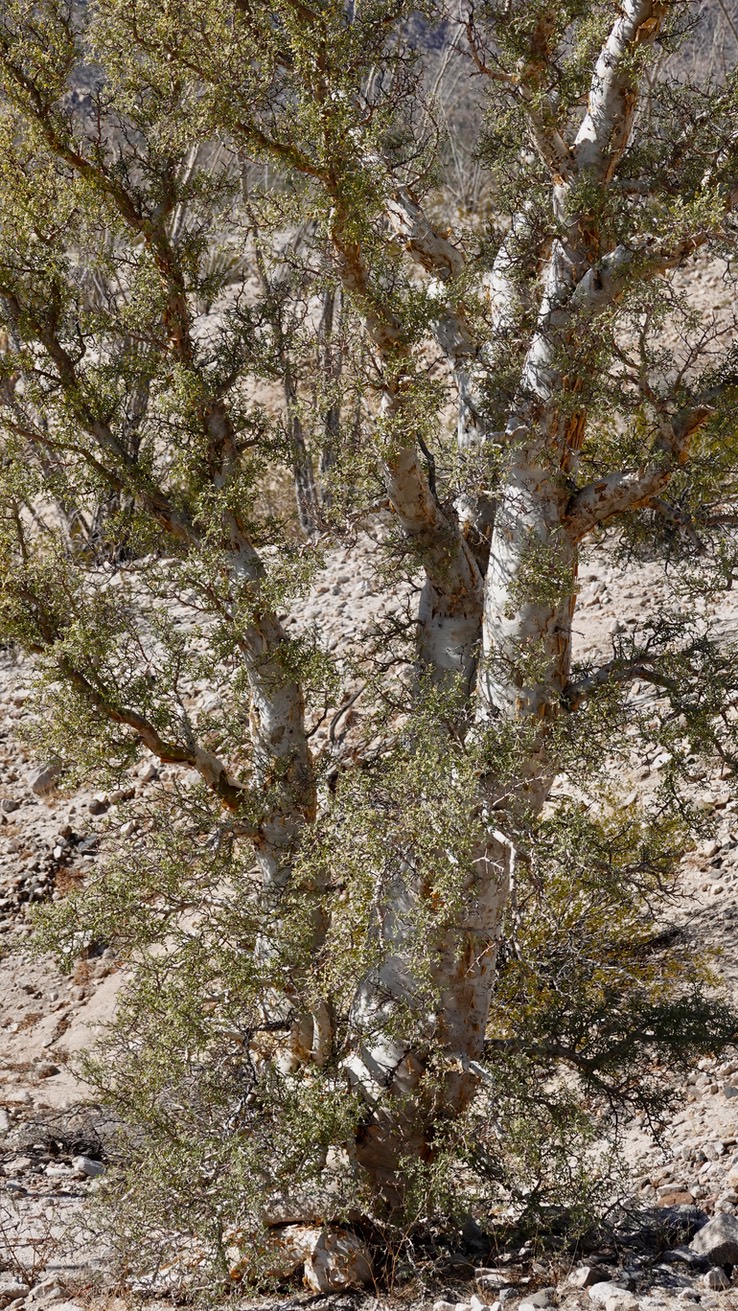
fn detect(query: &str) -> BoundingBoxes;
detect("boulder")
[72,1154,105,1177]
[705,1267,731,1290]
[589,1282,633,1306]
[302,1226,372,1292]
[570,1266,611,1289]
[523,1290,556,1307]
[0,1276,30,1310]
[605,1296,638,1311]
[656,1190,694,1207]
[30,757,62,796]
[689,1213,738,1264]
[250,1223,371,1291]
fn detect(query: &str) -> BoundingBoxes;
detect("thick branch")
[384,184,465,282]
[565,404,713,539]
[44,656,252,815]
[574,0,669,182]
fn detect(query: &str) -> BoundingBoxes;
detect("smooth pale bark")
[345,833,512,1209]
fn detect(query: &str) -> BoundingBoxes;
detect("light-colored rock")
[589,1283,632,1306]
[0,1276,29,1310]
[433,1302,457,1311]
[72,1154,105,1177]
[690,1213,738,1264]
[570,1267,611,1289]
[36,1303,86,1311]
[523,1292,556,1308]
[302,1227,372,1292]
[29,758,62,796]
[704,1267,731,1290]
[604,1294,638,1311]
[476,1268,514,1290]
[253,1222,370,1291]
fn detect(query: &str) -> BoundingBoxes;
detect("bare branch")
[563,655,679,711]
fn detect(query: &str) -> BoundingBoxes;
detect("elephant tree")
[1,0,738,1273]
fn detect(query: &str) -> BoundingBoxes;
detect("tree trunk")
[345,832,512,1212]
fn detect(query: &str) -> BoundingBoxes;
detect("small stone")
[433,1302,457,1311]
[72,1154,105,1178]
[525,1291,556,1307]
[724,1085,738,1099]
[35,1061,60,1078]
[88,796,108,815]
[657,1190,695,1207]
[0,1275,29,1308]
[690,1213,738,1264]
[1,798,20,813]
[476,1268,513,1290]
[704,1267,731,1290]
[470,1296,489,1311]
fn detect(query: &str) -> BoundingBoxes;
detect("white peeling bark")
[344,832,512,1210]
[575,1,668,181]
[381,433,483,684]
[330,212,485,686]
[313,3,678,1203]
